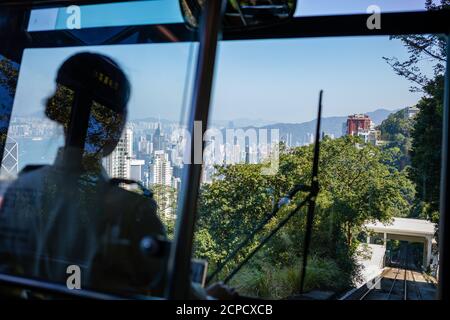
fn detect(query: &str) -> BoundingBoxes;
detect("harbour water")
[15,136,64,172]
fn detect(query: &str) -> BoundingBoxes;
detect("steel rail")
[387,267,401,300]
[359,273,384,300]
[410,269,423,300]
[403,267,408,300]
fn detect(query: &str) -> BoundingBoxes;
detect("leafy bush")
[229,256,351,299]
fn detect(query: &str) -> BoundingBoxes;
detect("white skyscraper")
[130,159,145,182]
[150,150,173,187]
[138,136,152,155]
[103,127,133,179]
[150,150,175,218]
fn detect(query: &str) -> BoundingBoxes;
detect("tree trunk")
[347,224,352,246]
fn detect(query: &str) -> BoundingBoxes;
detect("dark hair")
[46,52,131,125]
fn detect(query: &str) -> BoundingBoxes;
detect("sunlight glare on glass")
[27,0,183,32]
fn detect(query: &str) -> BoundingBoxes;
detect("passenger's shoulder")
[104,183,163,231]
[105,182,157,208]
[8,165,53,187]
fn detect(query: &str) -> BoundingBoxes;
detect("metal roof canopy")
[366,218,436,238]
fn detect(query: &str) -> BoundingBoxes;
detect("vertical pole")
[165,0,226,300]
[427,237,432,269]
[438,35,450,301]
[423,240,427,269]
[299,90,323,294]
[64,91,92,167]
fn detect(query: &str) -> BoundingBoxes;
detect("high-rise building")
[305,132,314,145]
[138,135,152,155]
[345,114,372,136]
[103,127,133,179]
[344,114,381,145]
[130,159,145,183]
[149,150,175,218]
[152,123,164,152]
[405,106,419,119]
[1,137,18,177]
[149,150,173,187]
[368,129,381,146]
[245,144,250,164]
[173,164,184,180]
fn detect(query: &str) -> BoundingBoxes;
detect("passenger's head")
[45,52,131,157]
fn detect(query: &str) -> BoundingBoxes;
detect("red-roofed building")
[346,114,372,136]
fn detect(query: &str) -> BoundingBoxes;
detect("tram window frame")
[196,34,448,299]
[0,1,449,300]
[0,1,199,300]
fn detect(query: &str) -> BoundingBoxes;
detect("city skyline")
[0,105,417,221]
[4,107,397,172]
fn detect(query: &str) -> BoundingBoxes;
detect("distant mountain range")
[131,116,174,125]
[14,106,397,146]
[131,117,277,128]
[211,118,277,128]
[231,108,398,146]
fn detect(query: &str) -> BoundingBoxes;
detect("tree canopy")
[193,136,415,297]
[409,76,444,222]
[377,108,414,171]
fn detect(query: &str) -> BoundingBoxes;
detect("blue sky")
[295,0,432,16]
[28,0,432,31]
[15,0,437,125]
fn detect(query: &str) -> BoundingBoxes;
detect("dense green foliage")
[193,136,415,298]
[382,0,447,223]
[409,76,444,222]
[378,108,414,171]
[152,184,178,239]
[376,96,444,223]
[382,1,447,224]
[383,0,448,93]
[0,55,19,146]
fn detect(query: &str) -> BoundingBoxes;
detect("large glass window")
[0,6,197,296]
[194,34,445,300]
[0,0,448,301]
[4,43,196,178]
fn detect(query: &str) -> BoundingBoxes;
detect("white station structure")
[365,217,436,268]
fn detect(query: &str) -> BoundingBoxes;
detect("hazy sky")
[14,0,436,125]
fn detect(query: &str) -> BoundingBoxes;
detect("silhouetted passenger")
[0,53,166,296]
[0,53,236,299]
[0,52,237,300]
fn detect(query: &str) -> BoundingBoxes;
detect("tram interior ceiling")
[180,0,296,29]
[0,0,450,303]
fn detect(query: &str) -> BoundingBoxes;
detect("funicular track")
[344,245,436,300]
